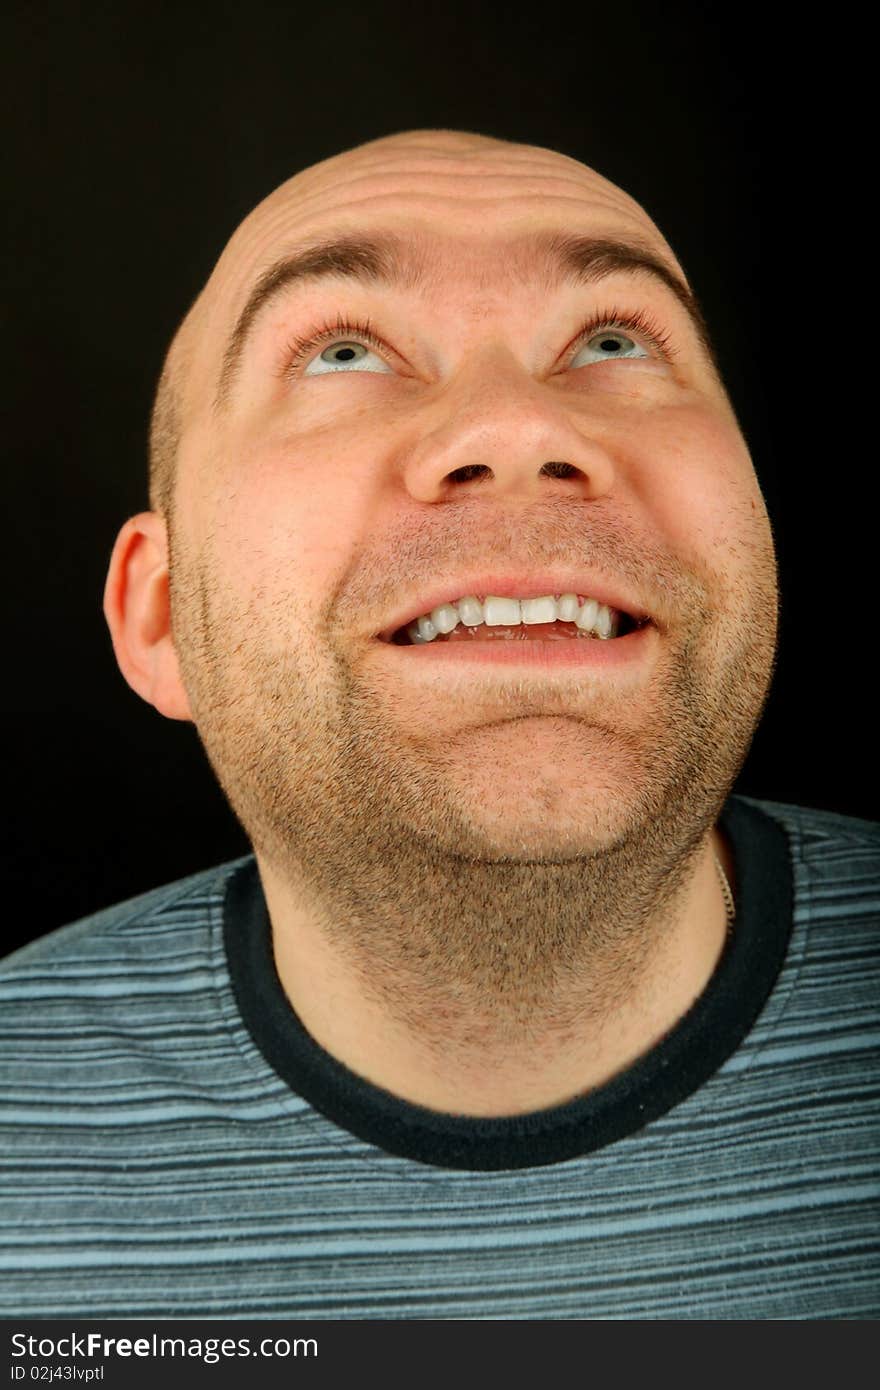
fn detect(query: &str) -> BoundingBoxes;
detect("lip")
[375,572,653,642]
[372,620,656,669]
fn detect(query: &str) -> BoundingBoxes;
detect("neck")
[258,824,734,1117]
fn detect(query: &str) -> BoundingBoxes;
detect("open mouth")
[384,594,652,646]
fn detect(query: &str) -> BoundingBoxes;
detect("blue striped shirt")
[1,794,878,1318]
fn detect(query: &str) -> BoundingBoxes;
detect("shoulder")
[736,794,879,845]
[0,856,255,1084]
[733,793,879,875]
[0,855,255,980]
[0,856,260,1145]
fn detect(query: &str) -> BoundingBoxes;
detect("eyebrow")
[215,228,721,407]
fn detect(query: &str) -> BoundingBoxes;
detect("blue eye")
[570,330,650,368]
[303,340,393,376]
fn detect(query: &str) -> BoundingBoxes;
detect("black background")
[4,4,871,952]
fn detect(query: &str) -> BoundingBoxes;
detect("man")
[2,128,877,1320]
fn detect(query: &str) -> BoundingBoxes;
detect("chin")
[444,800,627,863]
[433,755,645,849]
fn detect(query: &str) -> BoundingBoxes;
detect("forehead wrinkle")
[213,152,643,294]
[262,142,625,197]
[255,176,640,235]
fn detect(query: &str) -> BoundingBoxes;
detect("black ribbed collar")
[224,795,792,1171]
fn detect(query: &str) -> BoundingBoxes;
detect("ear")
[103,511,193,722]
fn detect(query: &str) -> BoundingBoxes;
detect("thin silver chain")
[712,850,736,928]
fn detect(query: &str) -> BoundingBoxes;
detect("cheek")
[632,404,770,569]
[204,423,378,606]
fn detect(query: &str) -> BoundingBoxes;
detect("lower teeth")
[431,623,604,643]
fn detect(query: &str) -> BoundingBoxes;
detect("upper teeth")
[407,594,620,644]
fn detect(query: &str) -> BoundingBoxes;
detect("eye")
[303,340,394,376]
[570,329,651,369]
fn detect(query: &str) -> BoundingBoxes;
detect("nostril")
[449,464,491,484]
[541,462,578,480]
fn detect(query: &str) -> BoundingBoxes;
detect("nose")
[401,346,617,505]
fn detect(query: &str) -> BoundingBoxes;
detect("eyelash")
[275,304,677,377]
[569,305,677,363]
[276,314,386,378]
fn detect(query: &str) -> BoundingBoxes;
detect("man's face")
[166,131,777,890]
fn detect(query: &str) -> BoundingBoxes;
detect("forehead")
[214,135,677,310]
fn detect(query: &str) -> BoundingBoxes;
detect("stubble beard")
[168,523,778,1057]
